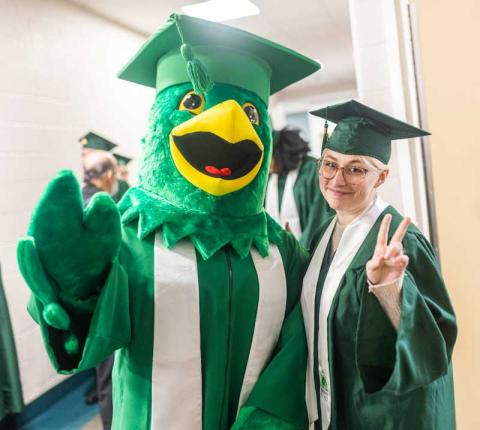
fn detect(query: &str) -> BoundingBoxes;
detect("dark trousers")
[96,355,114,430]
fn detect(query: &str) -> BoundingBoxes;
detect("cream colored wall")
[413,1,480,428]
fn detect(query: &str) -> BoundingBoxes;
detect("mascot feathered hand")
[18,14,320,430]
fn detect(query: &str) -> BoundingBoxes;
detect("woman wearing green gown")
[301,100,457,430]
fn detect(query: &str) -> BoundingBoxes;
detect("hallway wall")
[0,0,152,403]
[413,0,480,428]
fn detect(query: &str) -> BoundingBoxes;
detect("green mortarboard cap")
[113,153,132,166]
[79,132,118,151]
[310,100,430,164]
[117,13,320,105]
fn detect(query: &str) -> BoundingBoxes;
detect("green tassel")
[321,120,329,152]
[321,106,329,153]
[175,15,213,95]
[180,43,214,95]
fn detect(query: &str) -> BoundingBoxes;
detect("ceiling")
[68,0,356,100]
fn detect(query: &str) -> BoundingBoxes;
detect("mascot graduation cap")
[18,14,320,429]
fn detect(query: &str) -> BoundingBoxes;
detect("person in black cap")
[265,127,333,248]
[301,100,456,430]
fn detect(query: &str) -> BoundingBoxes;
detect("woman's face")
[319,149,388,215]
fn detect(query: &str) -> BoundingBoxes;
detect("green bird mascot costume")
[17,14,320,430]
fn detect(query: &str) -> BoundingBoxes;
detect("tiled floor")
[19,376,100,430]
[81,414,102,430]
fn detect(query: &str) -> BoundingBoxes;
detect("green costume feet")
[17,170,121,353]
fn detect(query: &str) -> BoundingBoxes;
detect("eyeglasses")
[317,158,377,185]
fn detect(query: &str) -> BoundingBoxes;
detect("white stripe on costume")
[237,245,287,413]
[151,234,202,430]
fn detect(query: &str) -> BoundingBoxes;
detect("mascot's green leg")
[233,406,299,430]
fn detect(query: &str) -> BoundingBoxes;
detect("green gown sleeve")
[0,264,24,419]
[293,157,333,249]
[236,231,310,430]
[355,229,457,395]
[27,258,131,374]
[233,405,299,429]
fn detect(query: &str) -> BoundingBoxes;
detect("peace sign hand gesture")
[366,214,411,285]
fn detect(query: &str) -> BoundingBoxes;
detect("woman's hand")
[366,214,411,285]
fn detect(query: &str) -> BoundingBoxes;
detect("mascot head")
[118,14,320,258]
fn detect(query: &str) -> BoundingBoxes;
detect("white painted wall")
[270,87,358,157]
[0,0,153,403]
[348,0,430,236]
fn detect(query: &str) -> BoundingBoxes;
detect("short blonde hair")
[358,155,388,171]
[321,149,388,172]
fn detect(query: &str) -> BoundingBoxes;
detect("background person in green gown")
[79,132,128,204]
[265,127,333,248]
[82,150,118,206]
[81,149,121,429]
[302,100,457,430]
[0,263,24,429]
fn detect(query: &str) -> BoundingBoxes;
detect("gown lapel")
[301,218,336,424]
[151,233,202,430]
[151,232,287,429]
[236,245,287,413]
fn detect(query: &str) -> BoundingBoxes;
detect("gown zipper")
[219,246,234,429]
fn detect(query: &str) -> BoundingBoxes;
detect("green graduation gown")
[301,198,457,430]
[266,156,333,249]
[0,264,24,421]
[28,217,310,430]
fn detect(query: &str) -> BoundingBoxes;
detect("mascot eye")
[179,90,205,115]
[243,102,260,125]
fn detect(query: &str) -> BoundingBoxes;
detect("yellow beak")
[169,100,264,196]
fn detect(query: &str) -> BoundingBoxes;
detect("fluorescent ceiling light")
[181,0,260,22]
